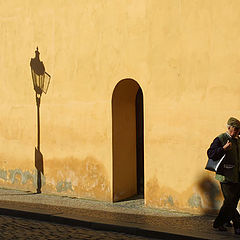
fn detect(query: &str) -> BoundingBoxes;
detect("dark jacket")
[207,133,240,183]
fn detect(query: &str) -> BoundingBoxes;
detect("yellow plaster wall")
[0,0,240,212]
[145,0,240,212]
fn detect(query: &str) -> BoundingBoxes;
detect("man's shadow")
[198,175,221,214]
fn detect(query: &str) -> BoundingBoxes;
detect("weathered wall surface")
[0,0,239,212]
[145,0,240,213]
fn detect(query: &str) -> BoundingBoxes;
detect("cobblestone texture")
[0,188,237,239]
[0,215,154,240]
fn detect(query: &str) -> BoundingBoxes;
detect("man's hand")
[223,140,232,151]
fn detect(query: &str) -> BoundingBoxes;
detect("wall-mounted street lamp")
[30,47,51,193]
[30,47,51,98]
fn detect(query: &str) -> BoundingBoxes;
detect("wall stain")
[8,169,45,188]
[0,169,7,181]
[0,156,110,201]
[146,176,205,213]
[45,156,111,201]
[146,174,223,214]
[188,193,202,208]
[56,181,73,192]
[166,195,174,206]
[146,177,178,208]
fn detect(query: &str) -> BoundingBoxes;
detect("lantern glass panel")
[42,72,51,94]
[31,69,36,88]
[36,75,39,88]
[39,74,44,90]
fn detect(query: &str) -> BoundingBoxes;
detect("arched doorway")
[112,79,144,202]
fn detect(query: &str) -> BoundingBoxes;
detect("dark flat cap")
[227,117,240,128]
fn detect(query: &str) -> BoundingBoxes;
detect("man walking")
[207,117,240,234]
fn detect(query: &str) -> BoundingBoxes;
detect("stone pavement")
[0,214,154,240]
[0,188,237,240]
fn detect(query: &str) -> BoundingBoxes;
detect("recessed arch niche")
[112,79,144,201]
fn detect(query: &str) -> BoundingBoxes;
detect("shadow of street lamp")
[30,47,51,193]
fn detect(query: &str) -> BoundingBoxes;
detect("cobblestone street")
[0,188,237,239]
[0,214,156,240]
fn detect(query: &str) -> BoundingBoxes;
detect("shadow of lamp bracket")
[30,47,51,193]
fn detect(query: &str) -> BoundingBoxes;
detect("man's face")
[228,126,240,137]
